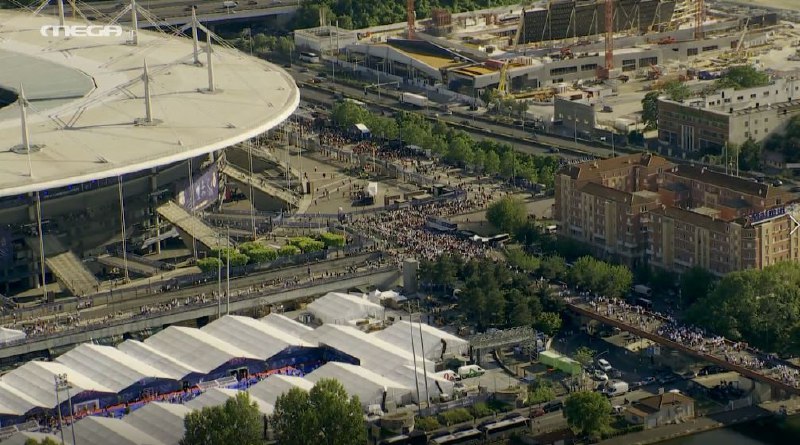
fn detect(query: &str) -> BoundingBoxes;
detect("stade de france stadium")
[0,9,299,297]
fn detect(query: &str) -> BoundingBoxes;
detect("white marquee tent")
[306,362,410,408]
[0,327,25,344]
[56,344,173,393]
[248,375,314,407]
[201,315,310,359]
[260,313,313,338]
[186,388,273,416]
[373,321,469,362]
[306,292,385,324]
[124,402,192,445]
[117,340,202,381]
[143,326,259,374]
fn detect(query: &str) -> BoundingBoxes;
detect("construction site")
[295,0,800,139]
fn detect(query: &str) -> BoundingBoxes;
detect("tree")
[272,379,365,445]
[246,247,278,263]
[484,149,501,175]
[278,245,301,256]
[528,379,556,405]
[564,391,612,439]
[738,138,762,171]
[181,392,262,445]
[197,257,223,273]
[320,232,346,247]
[715,65,770,90]
[641,90,658,131]
[499,150,516,179]
[680,266,716,308]
[25,439,61,445]
[573,346,596,368]
[508,290,533,327]
[275,36,295,58]
[486,196,528,233]
[539,255,567,281]
[534,312,562,336]
[664,80,690,101]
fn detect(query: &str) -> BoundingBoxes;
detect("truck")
[603,381,629,397]
[633,284,652,297]
[457,364,486,379]
[401,92,428,108]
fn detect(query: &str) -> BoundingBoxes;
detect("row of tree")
[292,0,520,30]
[332,102,561,188]
[197,234,346,272]
[230,32,295,59]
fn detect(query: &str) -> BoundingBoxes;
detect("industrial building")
[554,154,800,274]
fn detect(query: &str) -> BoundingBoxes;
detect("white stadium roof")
[56,344,173,393]
[201,315,310,359]
[117,339,203,380]
[248,374,314,407]
[143,326,260,374]
[0,10,298,198]
[260,313,314,338]
[372,320,469,361]
[306,361,410,408]
[306,292,385,324]
[123,403,192,445]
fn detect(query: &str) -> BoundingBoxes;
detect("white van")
[457,365,486,379]
[603,381,629,397]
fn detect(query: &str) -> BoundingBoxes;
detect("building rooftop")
[561,153,673,181]
[651,205,733,230]
[670,165,776,198]
[0,10,298,198]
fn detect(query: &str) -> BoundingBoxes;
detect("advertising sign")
[177,165,219,211]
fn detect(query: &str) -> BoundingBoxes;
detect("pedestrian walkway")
[156,201,230,251]
[25,235,98,298]
[221,163,300,208]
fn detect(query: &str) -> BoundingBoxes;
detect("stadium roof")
[143,326,260,374]
[56,344,173,393]
[185,387,273,416]
[306,292,385,324]
[117,339,203,380]
[306,361,410,407]
[0,361,113,413]
[123,402,192,445]
[260,313,314,338]
[248,374,314,407]
[0,10,298,198]
[201,315,311,359]
[372,320,469,361]
[69,415,166,445]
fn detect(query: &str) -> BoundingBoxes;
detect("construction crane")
[604,0,614,73]
[735,17,751,53]
[694,0,704,40]
[407,0,415,39]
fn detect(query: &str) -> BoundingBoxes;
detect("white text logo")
[40,25,123,38]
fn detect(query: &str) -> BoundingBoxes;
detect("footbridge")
[567,298,800,396]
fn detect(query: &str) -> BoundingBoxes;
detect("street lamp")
[54,373,77,445]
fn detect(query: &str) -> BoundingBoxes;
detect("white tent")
[69,415,166,445]
[143,326,259,374]
[0,327,25,344]
[306,362,410,408]
[3,432,60,445]
[201,315,310,359]
[0,361,113,413]
[248,375,314,407]
[373,321,469,362]
[56,344,173,393]
[117,340,202,381]
[186,388,273,416]
[260,313,314,338]
[124,402,192,445]
[306,292,384,324]
[366,289,406,306]
[0,381,41,416]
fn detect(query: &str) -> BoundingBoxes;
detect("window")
[550,66,578,76]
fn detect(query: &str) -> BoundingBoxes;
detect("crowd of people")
[582,295,800,389]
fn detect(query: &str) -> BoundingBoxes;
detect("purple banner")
[177,165,219,211]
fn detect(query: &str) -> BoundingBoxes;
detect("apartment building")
[658,76,800,152]
[555,154,800,275]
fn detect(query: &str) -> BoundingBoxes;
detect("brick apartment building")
[554,154,800,275]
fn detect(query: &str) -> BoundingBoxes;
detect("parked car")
[597,359,613,372]
[543,400,564,413]
[593,370,609,381]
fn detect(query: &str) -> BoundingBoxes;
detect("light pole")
[55,373,77,445]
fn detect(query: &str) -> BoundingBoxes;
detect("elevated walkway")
[222,164,300,208]
[157,201,230,251]
[97,254,159,277]
[26,235,99,297]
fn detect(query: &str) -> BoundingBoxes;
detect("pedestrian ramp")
[97,254,159,277]
[26,235,99,297]
[221,164,300,208]
[156,201,230,251]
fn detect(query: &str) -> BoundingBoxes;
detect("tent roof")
[117,340,202,381]
[0,327,25,344]
[306,292,384,324]
[372,321,469,361]
[124,402,192,445]
[143,326,259,374]
[0,381,40,416]
[248,375,314,407]
[354,123,369,132]
[306,362,409,405]
[302,324,433,376]
[260,313,314,338]
[0,361,113,411]
[201,315,310,359]
[3,432,60,445]
[56,344,173,393]
[69,416,166,445]
[185,388,273,416]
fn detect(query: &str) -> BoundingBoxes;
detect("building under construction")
[519,0,678,44]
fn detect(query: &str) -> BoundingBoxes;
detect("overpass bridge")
[44,0,302,28]
[0,267,399,362]
[221,163,301,208]
[567,298,800,396]
[157,200,232,251]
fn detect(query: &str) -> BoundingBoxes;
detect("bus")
[342,97,366,107]
[480,416,529,440]
[299,51,320,63]
[429,429,482,445]
[425,216,458,233]
[378,431,427,445]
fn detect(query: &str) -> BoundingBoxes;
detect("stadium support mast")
[407,0,415,39]
[191,6,200,65]
[206,32,215,92]
[19,84,32,177]
[142,60,153,123]
[56,0,65,26]
[130,0,139,45]
[694,0,704,40]
[604,0,614,73]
